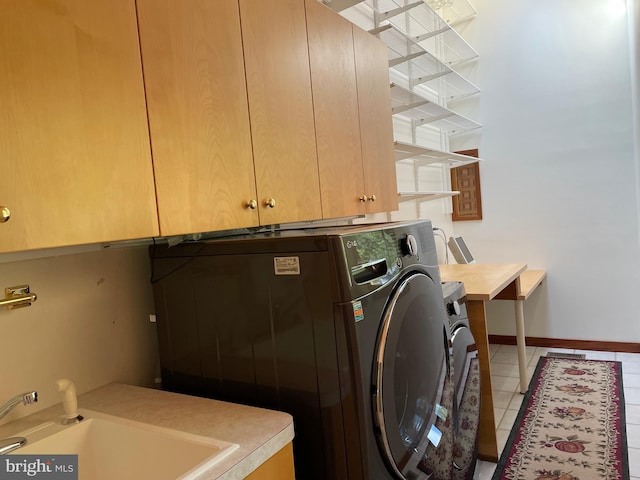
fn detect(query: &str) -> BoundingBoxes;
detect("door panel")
[239,0,322,225]
[451,324,481,480]
[373,273,452,479]
[305,0,366,219]
[352,25,398,214]
[137,0,259,236]
[0,0,158,252]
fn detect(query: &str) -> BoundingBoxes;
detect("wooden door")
[451,150,483,221]
[352,26,399,215]
[239,0,322,225]
[0,0,159,253]
[137,0,259,236]
[305,0,366,219]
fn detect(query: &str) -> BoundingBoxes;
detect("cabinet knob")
[359,195,367,203]
[368,194,377,202]
[264,198,276,208]
[0,206,10,223]
[245,199,257,210]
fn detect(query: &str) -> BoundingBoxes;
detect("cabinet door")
[352,26,399,214]
[239,0,322,225]
[137,0,259,236]
[305,0,366,219]
[245,443,295,480]
[0,0,159,253]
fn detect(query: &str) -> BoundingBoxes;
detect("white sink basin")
[11,409,239,479]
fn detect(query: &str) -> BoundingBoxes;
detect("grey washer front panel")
[150,220,450,479]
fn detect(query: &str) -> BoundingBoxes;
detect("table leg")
[466,300,499,462]
[515,299,528,393]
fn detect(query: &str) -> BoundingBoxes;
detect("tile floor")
[473,344,640,479]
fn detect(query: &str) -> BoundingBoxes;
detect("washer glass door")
[373,272,454,480]
[451,323,481,480]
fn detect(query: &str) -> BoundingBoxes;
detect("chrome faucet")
[0,391,38,421]
[0,391,37,455]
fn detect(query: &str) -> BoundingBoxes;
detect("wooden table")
[439,263,546,462]
[494,268,547,393]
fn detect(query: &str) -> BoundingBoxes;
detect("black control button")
[446,300,461,316]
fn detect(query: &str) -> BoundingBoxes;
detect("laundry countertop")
[0,383,295,479]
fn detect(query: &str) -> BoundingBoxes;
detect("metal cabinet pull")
[368,194,377,202]
[264,198,276,208]
[245,199,257,210]
[0,206,10,223]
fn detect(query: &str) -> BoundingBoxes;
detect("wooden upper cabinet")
[137,0,259,236]
[352,26,399,214]
[305,0,366,219]
[0,0,159,253]
[239,0,322,225]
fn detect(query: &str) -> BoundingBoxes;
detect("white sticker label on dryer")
[274,256,301,275]
[427,425,442,448]
[435,404,448,421]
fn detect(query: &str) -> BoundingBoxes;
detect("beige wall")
[0,246,158,425]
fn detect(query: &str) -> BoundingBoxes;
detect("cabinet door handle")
[0,206,10,223]
[264,198,276,208]
[359,195,367,203]
[368,195,377,202]
[245,199,257,210]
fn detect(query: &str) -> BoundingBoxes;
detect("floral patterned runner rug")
[492,357,629,480]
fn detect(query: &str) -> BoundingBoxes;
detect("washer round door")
[372,272,454,480]
[451,322,481,480]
